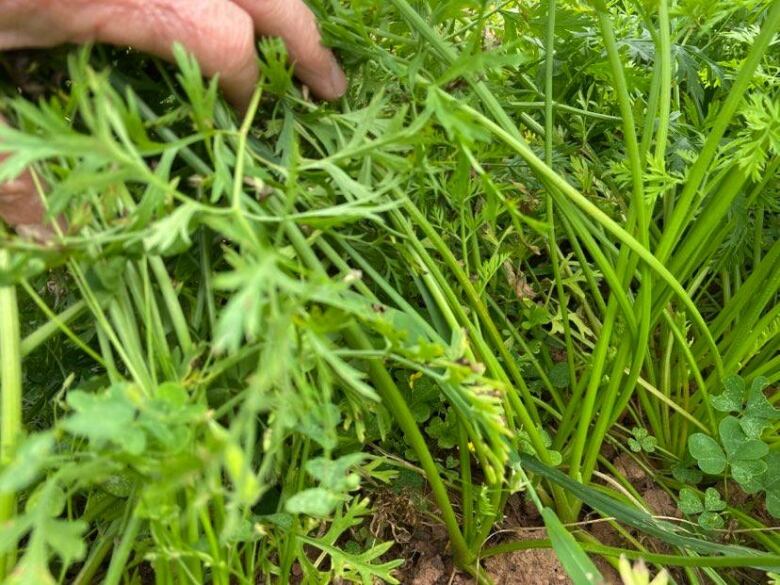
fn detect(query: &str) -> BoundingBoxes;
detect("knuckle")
[243,0,314,32]
[214,10,256,75]
[0,170,41,226]
[143,0,256,77]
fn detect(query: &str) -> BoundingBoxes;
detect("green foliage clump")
[0,0,778,583]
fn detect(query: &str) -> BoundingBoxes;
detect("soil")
[390,489,624,585]
[402,547,575,585]
[400,535,623,585]
[643,487,678,518]
[614,453,648,487]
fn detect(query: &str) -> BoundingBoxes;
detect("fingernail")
[16,223,55,244]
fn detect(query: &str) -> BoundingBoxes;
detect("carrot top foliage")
[0,0,779,583]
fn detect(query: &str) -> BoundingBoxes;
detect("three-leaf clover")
[628,427,658,453]
[712,375,779,439]
[689,416,768,493]
[678,487,727,530]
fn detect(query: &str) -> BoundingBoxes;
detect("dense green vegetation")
[0,0,779,583]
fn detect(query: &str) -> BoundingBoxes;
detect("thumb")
[0,115,57,240]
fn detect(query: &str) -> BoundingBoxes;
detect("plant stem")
[150,256,194,356]
[0,249,22,580]
[73,521,119,585]
[19,299,91,358]
[103,508,142,585]
[655,0,672,166]
[343,325,473,567]
[441,94,724,378]
[543,0,579,398]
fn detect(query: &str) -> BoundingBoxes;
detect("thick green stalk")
[567,304,618,483]
[458,424,475,545]
[639,59,662,161]
[664,169,750,292]
[0,250,22,580]
[103,510,142,585]
[593,2,648,229]
[658,311,716,432]
[73,522,119,585]
[549,2,649,492]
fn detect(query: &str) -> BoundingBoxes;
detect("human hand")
[0,0,347,236]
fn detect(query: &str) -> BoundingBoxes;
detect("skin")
[0,0,346,234]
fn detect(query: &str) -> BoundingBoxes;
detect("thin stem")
[150,256,193,356]
[655,0,673,165]
[344,325,473,567]
[544,0,578,397]
[442,93,724,378]
[19,298,91,359]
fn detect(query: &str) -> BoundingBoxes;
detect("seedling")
[678,487,728,530]
[628,427,658,454]
[688,375,780,516]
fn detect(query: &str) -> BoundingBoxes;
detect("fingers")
[0,158,45,227]
[232,0,347,100]
[1,0,346,107]
[0,115,46,228]
[75,0,261,109]
[0,154,59,241]
[3,0,260,109]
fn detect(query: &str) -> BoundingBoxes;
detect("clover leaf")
[671,462,703,485]
[740,377,780,439]
[628,427,658,453]
[698,511,725,530]
[678,488,703,515]
[689,416,769,493]
[712,375,745,413]
[703,487,727,512]
[678,487,727,530]
[720,416,769,460]
[688,433,727,474]
[732,460,767,494]
[763,453,780,519]
[710,375,778,440]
